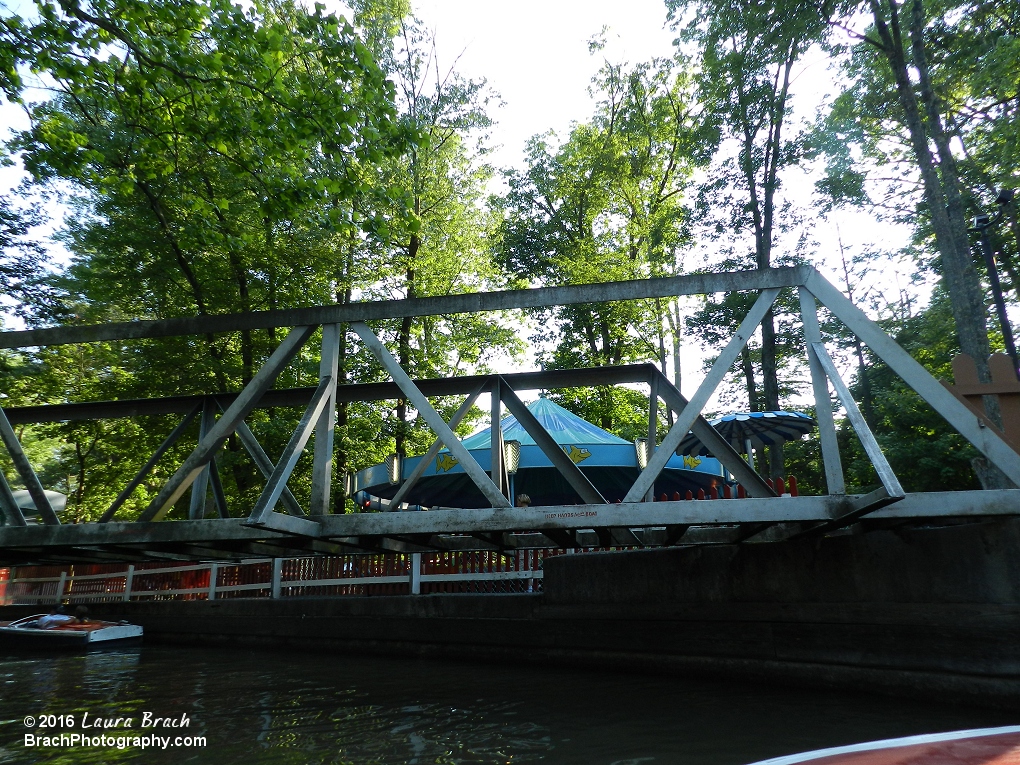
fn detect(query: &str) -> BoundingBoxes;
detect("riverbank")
[3,516,1019,710]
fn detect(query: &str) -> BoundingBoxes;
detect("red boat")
[748,727,1020,765]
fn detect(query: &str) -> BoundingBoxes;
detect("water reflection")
[0,645,1012,764]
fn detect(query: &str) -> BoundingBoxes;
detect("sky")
[399,0,679,176]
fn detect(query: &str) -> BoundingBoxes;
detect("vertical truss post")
[310,324,340,516]
[0,406,59,525]
[491,376,506,498]
[0,469,27,527]
[351,321,510,508]
[624,289,780,502]
[389,379,488,509]
[189,399,217,520]
[138,324,316,522]
[799,288,845,495]
[646,374,659,502]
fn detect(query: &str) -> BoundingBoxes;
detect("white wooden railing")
[0,551,551,605]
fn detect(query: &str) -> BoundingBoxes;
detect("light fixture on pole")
[634,438,649,470]
[504,440,521,505]
[385,453,401,485]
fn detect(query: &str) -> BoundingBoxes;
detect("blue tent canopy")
[459,398,631,449]
[356,398,725,508]
[677,411,816,456]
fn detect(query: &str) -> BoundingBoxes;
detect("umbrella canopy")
[676,411,816,457]
[355,398,725,508]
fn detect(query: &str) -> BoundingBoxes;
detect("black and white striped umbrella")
[677,411,816,457]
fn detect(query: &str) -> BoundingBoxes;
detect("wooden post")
[208,563,218,601]
[56,571,66,603]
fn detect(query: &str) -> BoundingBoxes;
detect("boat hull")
[0,620,142,650]
[748,727,1020,765]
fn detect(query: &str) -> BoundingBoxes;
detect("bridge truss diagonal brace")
[649,368,774,498]
[624,288,781,503]
[811,342,905,500]
[225,416,305,517]
[498,377,606,505]
[189,399,218,520]
[805,271,1020,488]
[389,378,489,509]
[0,406,59,525]
[99,403,203,523]
[138,324,318,523]
[246,377,333,526]
[0,468,27,527]
[351,321,511,509]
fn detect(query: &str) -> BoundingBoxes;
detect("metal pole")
[123,565,134,602]
[410,552,421,595]
[208,562,218,601]
[272,558,283,599]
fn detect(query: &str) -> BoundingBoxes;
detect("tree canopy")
[2,0,1018,517]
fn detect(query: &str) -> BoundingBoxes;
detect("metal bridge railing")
[0,550,568,605]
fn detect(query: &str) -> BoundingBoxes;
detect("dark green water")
[0,645,1013,765]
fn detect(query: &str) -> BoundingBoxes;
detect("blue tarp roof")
[460,397,631,449]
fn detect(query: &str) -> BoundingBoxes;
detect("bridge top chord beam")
[0,267,810,350]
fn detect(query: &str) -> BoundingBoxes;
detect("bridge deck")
[1,491,1016,565]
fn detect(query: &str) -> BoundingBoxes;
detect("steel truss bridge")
[1,266,1018,565]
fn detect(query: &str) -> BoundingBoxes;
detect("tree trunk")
[741,346,758,412]
[869,0,991,374]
